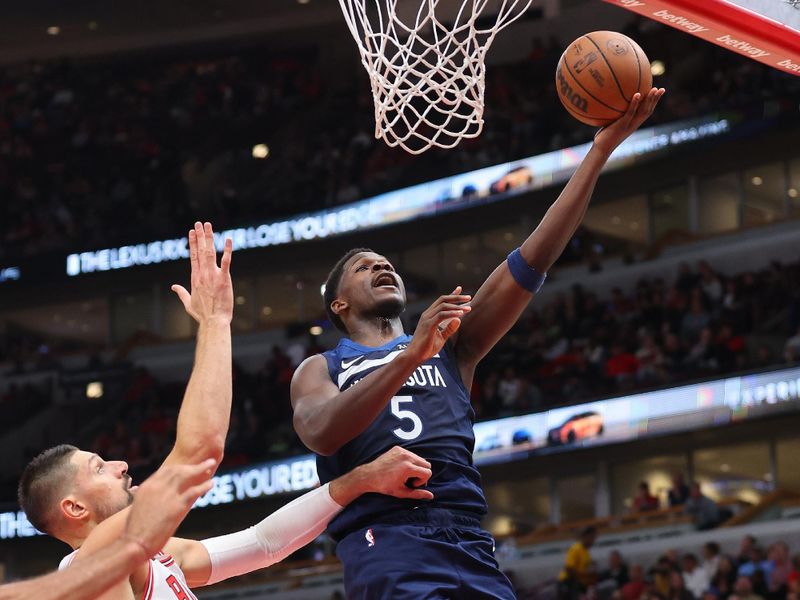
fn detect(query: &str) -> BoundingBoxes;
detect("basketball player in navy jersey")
[291,88,664,599]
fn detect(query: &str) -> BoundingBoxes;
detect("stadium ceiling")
[0,0,344,63]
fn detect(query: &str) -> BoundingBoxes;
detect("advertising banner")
[473,366,800,464]
[602,0,800,76]
[5,364,797,540]
[64,116,730,277]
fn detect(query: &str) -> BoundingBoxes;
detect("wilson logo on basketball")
[556,67,589,112]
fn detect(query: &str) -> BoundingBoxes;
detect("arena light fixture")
[309,325,323,336]
[46,26,61,36]
[651,60,666,76]
[86,382,104,399]
[261,306,273,316]
[235,295,246,305]
[251,144,269,159]
[751,176,763,185]
[789,188,798,198]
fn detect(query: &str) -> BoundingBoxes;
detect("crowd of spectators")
[2,255,800,499]
[1,15,798,261]
[544,533,800,600]
[469,257,800,417]
[629,476,730,531]
[85,345,313,485]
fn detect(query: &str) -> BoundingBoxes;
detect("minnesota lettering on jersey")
[347,363,447,390]
[341,344,446,390]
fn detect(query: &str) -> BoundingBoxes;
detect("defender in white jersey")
[18,223,434,600]
[60,550,199,600]
[52,447,429,600]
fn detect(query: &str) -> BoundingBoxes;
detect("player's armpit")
[164,537,212,587]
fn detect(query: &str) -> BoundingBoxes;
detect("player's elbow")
[177,435,225,470]
[301,431,338,456]
[293,413,339,456]
[312,441,338,457]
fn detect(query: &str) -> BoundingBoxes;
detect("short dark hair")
[323,248,372,333]
[18,445,78,534]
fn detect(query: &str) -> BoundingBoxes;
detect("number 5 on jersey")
[391,396,422,441]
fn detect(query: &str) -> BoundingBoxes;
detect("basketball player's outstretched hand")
[171,221,234,325]
[593,87,666,156]
[363,446,434,501]
[407,286,472,362]
[123,459,216,557]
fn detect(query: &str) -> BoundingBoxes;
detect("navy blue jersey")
[316,334,487,540]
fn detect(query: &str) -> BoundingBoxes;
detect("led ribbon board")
[64,116,731,277]
[3,364,800,539]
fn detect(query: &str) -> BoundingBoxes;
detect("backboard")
[602,0,800,76]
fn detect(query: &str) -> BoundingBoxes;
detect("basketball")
[556,31,652,127]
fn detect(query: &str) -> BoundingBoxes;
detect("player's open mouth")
[373,273,398,289]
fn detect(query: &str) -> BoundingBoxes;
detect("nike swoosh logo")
[341,356,364,369]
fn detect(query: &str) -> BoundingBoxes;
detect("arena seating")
[181,492,800,599]
[1,18,798,261]
[2,250,800,508]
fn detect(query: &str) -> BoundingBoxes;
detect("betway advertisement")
[603,0,800,76]
[3,364,798,540]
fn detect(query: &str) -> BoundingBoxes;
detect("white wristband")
[199,483,342,585]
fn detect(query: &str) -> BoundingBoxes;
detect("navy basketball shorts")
[335,508,517,600]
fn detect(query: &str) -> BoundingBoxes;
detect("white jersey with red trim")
[60,549,198,600]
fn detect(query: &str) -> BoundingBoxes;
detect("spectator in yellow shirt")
[559,526,598,600]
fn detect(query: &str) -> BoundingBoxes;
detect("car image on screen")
[547,411,604,446]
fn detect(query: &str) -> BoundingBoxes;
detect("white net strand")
[338,0,533,154]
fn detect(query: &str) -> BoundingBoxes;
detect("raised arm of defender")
[451,88,665,381]
[163,221,234,469]
[292,289,471,455]
[72,222,234,589]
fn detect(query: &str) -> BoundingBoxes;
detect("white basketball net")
[338,0,532,154]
